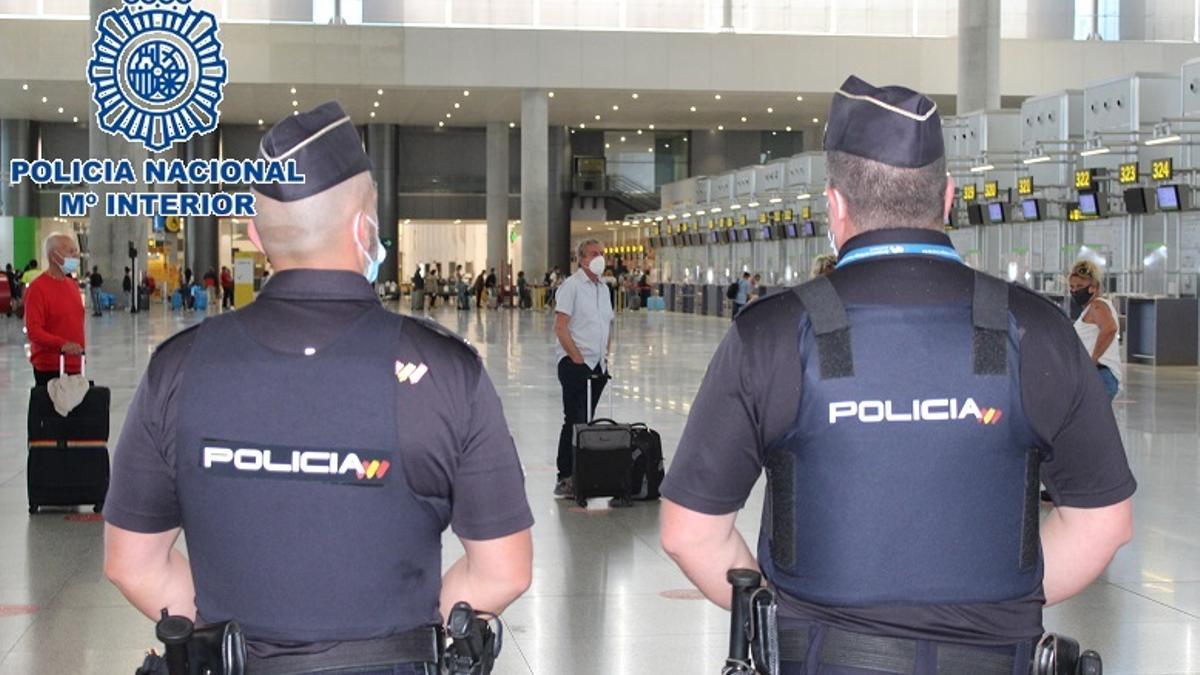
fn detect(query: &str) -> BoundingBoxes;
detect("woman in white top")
[1068,259,1122,399]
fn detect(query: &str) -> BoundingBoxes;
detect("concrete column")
[90,0,148,300]
[1,119,38,218]
[365,123,398,284]
[486,122,509,283]
[957,0,1001,114]
[185,131,219,280]
[547,125,572,274]
[520,89,548,277]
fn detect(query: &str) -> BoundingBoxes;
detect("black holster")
[442,602,502,675]
[1033,634,1102,675]
[724,569,779,675]
[136,610,246,675]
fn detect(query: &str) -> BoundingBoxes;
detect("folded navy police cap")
[254,101,372,202]
[824,75,943,169]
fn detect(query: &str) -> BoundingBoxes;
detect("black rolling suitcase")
[571,374,634,507]
[27,355,110,514]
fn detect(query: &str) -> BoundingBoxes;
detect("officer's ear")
[943,174,956,223]
[246,220,266,255]
[825,185,851,245]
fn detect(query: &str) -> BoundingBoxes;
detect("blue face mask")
[354,212,386,283]
[61,256,80,275]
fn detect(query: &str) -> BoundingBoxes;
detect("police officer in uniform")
[659,77,1136,674]
[103,102,534,675]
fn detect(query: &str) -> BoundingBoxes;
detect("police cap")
[824,75,943,169]
[254,101,372,202]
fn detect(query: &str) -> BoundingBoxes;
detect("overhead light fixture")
[22,83,29,91]
[595,114,601,120]
[654,216,664,221]
[710,206,723,213]
[741,116,748,122]
[463,90,470,96]
[292,100,298,107]
[796,95,804,101]
[41,96,48,103]
[665,143,670,148]
[620,136,626,142]
[769,197,783,204]
[717,125,724,131]
[453,102,460,109]
[580,123,586,129]
[730,204,742,210]
[690,106,697,112]
[257,118,264,126]
[57,107,63,114]
[632,93,639,99]
[548,91,555,98]
[767,107,774,113]
[714,94,722,100]
[454,219,462,224]
[648,124,655,130]
[1080,147,1110,157]
[509,122,516,128]
[1022,155,1052,165]
[293,111,299,116]
[636,129,643,135]
[438,121,445,127]
[370,111,376,118]
[748,201,760,208]
[72,116,79,123]
[667,214,677,219]
[1145,134,1182,146]
[796,193,811,200]
[446,113,452,118]
[374,101,380,107]
[605,143,611,149]
[587,226,593,231]
[969,164,995,172]
[290,87,297,94]
[612,105,620,111]
[682,212,692,218]
[785,126,792,132]
[812,117,820,123]
[642,218,653,223]
[696,209,707,215]
[377,88,384,95]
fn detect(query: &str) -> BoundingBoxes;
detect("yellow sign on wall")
[1151,158,1173,181]
[1074,169,1092,190]
[1118,162,1139,185]
[1017,176,1034,196]
[801,206,811,219]
[983,181,999,199]
[962,184,977,202]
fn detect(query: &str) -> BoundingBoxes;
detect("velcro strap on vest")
[247,627,440,675]
[1020,448,1042,571]
[972,273,1009,376]
[766,450,797,571]
[795,277,853,379]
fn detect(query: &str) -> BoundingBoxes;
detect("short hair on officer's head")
[826,150,947,231]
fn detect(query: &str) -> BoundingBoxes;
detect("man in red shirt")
[24,233,85,386]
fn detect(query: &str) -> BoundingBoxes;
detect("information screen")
[1157,185,1180,211]
[1021,199,1041,220]
[987,202,1005,223]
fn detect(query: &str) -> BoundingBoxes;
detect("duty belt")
[248,627,441,675]
[778,626,1017,675]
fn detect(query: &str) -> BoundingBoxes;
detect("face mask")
[1071,288,1094,307]
[588,255,606,276]
[354,212,386,283]
[61,256,80,275]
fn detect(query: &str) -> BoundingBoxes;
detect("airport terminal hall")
[3,0,1200,673]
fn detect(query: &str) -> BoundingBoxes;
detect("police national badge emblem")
[87,0,228,152]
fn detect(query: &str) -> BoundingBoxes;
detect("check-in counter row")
[655,283,784,318]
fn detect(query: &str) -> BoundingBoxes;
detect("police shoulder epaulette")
[1008,282,1059,312]
[734,287,802,321]
[404,315,480,358]
[153,321,204,357]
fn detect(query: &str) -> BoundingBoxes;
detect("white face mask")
[588,254,606,277]
[61,256,81,275]
[353,212,386,283]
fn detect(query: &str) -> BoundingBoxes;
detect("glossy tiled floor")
[0,299,1198,674]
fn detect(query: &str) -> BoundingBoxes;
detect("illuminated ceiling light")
[463,90,470,96]
[1080,147,1110,157]
[636,129,643,135]
[446,113,452,118]
[767,107,774,113]
[22,83,29,91]
[690,106,697,112]
[682,212,692,218]
[41,96,47,103]
[72,116,79,123]
[665,144,670,148]
[710,206,723,213]
[57,107,63,114]
[796,193,811,200]
[595,114,602,120]
[786,126,792,132]
[374,101,380,107]
[620,136,626,142]
[370,111,376,118]
[748,201,760,208]
[454,219,462,224]
[1022,155,1052,165]
[654,216,664,221]
[969,164,995,172]
[612,105,620,111]
[717,125,724,131]
[509,122,516,128]
[438,121,445,127]
[730,204,742,210]
[605,143,611,149]
[293,111,299,116]
[714,94,722,100]
[587,226,592,231]
[696,209,707,215]
[741,116,748,122]
[1145,135,1182,146]
[290,87,297,94]
[453,102,460,109]
[580,123,586,129]
[667,214,677,219]
[769,197,783,204]
[812,117,820,123]
[377,88,384,95]
[257,118,264,126]
[631,93,639,99]
[796,95,804,101]
[642,218,653,223]
[648,124,655,130]
[548,91,555,98]
[570,129,576,134]
[292,100,298,107]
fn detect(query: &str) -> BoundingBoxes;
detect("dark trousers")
[556,357,606,480]
[296,664,433,675]
[732,302,745,319]
[222,287,233,308]
[779,622,1034,675]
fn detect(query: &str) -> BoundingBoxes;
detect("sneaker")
[553,477,574,499]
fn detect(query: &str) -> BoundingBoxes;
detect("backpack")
[726,281,740,300]
[629,424,665,501]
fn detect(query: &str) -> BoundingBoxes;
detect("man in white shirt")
[552,239,615,498]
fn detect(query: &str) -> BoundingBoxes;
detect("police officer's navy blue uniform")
[104,103,533,675]
[661,77,1135,675]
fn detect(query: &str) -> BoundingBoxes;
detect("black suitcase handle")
[587,418,623,426]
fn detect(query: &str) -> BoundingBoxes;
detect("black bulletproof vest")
[760,273,1044,607]
[175,308,444,642]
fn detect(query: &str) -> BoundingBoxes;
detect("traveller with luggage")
[24,232,85,387]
